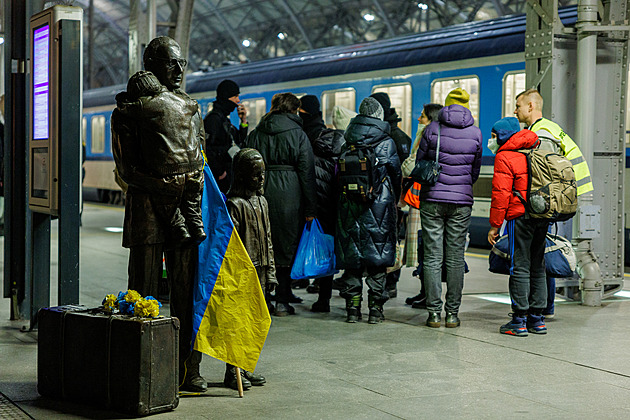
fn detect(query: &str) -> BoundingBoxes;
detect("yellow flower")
[103,294,117,312]
[133,298,160,318]
[125,289,142,303]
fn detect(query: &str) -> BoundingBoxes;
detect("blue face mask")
[488,136,500,154]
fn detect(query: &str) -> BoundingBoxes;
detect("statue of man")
[111,36,208,392]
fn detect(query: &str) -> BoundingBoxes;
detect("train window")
[90,115,106,154]
[372,83,412,136]
[503,72,526,118]
[431,77,480,125]
[241,98,267,127]
[321,88,356,127]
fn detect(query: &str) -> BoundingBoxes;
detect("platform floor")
[3,203,630,419]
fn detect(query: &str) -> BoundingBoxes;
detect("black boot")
[224,364,252,390]
[346,296,362,323]
[368,295,385,324]
[181,350,207,392]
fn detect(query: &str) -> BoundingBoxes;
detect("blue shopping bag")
[290,219,338,280]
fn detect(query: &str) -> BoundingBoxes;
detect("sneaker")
[411,297,427,309]
[288,293,303,304]
[426,312,441,328]
[542,311,555,319]
[346,307,360,323]
[274,302,295,317]
[500,314,528,337]
[445,312,460,328]
[527,314,547,334]
[405,292,424,305]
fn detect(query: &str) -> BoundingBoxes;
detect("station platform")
[3,203,630,419]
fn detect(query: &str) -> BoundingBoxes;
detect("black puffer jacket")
[336,115,402,268]
[312,128,345,235]
[245,112,317,266]
[386,109,411,163]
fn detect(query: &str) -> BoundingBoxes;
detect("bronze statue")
[224,148,276,390]
[111,36,207,393]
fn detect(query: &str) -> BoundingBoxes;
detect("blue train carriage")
[83,7,583,248]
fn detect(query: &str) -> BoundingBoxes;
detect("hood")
[313,129,345,158]
[344,114,391,146]
[256,112,303,135]
[301,112,327,143]
[438,104,475,129]
[497,129,539,152]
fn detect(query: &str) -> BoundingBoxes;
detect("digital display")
[33,24,50,140]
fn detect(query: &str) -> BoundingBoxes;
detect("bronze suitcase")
[37,305,179,415]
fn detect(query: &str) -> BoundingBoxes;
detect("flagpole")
[235,367,244,397]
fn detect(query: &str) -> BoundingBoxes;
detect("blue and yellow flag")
[192,165,271,373]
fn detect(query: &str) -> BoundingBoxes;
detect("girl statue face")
[246,157,265,194]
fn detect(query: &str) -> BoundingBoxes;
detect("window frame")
[320,87,357,128]
[90,115,106,154]
[430,75,481,125]
[502,71,526,118]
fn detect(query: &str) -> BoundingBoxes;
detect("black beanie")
[299,95,321,115]
[370,92,391,112]
[216,79,240,100]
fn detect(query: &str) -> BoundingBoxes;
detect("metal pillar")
[525,0,630,304]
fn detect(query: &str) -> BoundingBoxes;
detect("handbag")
[411,124,442,186]
[290,219,338,280]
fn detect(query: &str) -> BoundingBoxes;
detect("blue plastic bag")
[290,219,338,280]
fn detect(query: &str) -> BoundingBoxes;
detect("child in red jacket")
[487,117,549,337]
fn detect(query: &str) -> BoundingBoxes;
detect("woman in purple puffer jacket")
[415,88,482,329]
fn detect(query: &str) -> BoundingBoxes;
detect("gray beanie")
[359,97,384,121]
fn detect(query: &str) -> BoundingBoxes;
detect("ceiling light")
[277,32,286,40]
[242,39,251,47]
[363,13,375,22]
[0,37,4,45]
[418,3,428,10]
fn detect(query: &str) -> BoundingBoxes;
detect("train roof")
[84,6,577,108]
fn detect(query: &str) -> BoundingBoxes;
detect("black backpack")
[338,144,379,202]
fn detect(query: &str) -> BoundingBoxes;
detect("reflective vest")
[529,118,594,196]
[403,181,421,209]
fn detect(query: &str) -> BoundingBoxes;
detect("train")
[83,6,620,250]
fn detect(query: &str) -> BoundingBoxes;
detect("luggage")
[37,305,179,416]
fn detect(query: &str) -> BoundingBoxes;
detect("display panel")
[33,24,50,140]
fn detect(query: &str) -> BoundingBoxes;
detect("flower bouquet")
[102,289,162,318]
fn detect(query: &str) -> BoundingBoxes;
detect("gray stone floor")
[2,203,630,419]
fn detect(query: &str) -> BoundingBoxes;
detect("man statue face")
[149,41,186,90]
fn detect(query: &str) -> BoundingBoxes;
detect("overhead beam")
[372,0,396,37]
[278,0,314,49]
[202,0,250,60]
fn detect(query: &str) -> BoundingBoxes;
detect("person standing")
[487,117,548,336]
[514,88,593,318]
[370,92,412,299]
[416,88,482,328]
[111,36,207,392]
[336,97,402,324]
[204,79,248,193]
[245,93,317,317]
[298,95,345,312]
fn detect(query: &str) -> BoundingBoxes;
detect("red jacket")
[489,129,540,228]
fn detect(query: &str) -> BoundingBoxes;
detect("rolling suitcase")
[37,305,179,415]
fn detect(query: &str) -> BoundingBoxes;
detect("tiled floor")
[2,203,630,419]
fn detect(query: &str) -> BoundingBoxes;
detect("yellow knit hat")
[444,88,470,109]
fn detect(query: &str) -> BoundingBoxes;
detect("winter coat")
[336,115,402,269]
[489,129,540,228]
[245,112,317,266]
[386,110,411,163]
[312,128,345,235]
[111,87,205,248]
[227,195,277,289]
[204,99,248,193]
[416,105,482,206]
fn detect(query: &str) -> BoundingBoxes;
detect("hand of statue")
[266,282,276,294]
[237,104,247,123]
[305,216,315,222]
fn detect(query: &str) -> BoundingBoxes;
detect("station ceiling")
[42,0,576,89]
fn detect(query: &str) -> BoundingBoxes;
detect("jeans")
[507,217,549,314]
[419,202,471,314]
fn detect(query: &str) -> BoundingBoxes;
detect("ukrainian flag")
[192,165,271,373]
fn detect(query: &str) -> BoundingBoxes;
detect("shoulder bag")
[410,124,442,186]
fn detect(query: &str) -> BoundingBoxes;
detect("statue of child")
[223,147,277,390]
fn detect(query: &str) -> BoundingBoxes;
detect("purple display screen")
[33,24,50,140]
